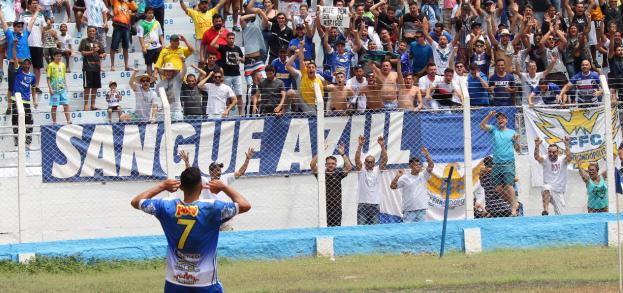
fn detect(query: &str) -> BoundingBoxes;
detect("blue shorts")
[49,90,68,106]
[403,209,426,223]
[164,281,223,293]
[111,26,130,50]
[224,76,243,96]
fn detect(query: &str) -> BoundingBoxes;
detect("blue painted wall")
[0,213,618,261]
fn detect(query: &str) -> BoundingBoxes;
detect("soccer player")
[131,168,251,291]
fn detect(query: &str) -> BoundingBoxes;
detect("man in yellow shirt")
[181,0,227,58]
[154,34,194,80]
[285,42,324,113]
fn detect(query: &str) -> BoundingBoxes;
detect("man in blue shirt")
[528,80,562,106]
[131,167,251,292]
[559,59,603,105]
[288,23,314,67]
[467,63,491,106]
[409,30,433,75]
[323,35,359,80]
[480,110,520,216]
[270,47,293,89]
[9,58,36,148]
[488,59,516,106]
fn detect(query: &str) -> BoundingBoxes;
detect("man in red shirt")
[200,14,228,62]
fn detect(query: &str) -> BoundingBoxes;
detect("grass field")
[0,246,620,292]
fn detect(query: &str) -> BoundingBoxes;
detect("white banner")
[319,6,350,28]
[523,106,621,187]
[381,161,483,221]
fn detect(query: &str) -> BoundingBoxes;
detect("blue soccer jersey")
[140,198,238,287]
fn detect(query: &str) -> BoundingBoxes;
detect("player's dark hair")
[409,157,421,164]
[326,156,337,162]
[180,167,202,190]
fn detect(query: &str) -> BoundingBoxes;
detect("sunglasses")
[365,160,375,163]
[214,76,223,79]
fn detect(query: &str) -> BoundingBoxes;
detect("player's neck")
[182,193,201,203]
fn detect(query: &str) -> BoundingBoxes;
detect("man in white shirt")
[534,136,572,215]
[346,65,368,113]
[425,68,463,109]
[198,71,237,118]
[354,134,388,225]
[390,147,434,223]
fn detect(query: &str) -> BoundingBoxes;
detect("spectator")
[72,0,85,32]
[180,73,204,117]
[57,23,72,72]
[200,52,223,83]
[534,136,572,215]
[10,58,36,148]
[361,71,383,110]
[0,1,14,82]
[368,60,399,109]
[197,70,237,118]
[288,22,314,66]
[396,62,423,110]
[200,13,228,62]
[47,49,70,124]
[401,1,428,42]
[354,135,387,225]
[240,8,269,85]
[51,0,71,21]
[423,21,456,74]
[156,62,185,120]
[42,16,57,65]
[577,160,609,213]
[129,69,158,123]
[109,0,137,71]
[608,34,623,101]
[106,80,123,122]
[346,65,368,113]
[322,35,358,81]
[285,43,323,113]
[480,111,520,216]
[211,31,244,115]
[467,37,492,75]
[268,12,292,62]
[79,26,105,111]
[559,59,602,104]
[325,71,355,113]
[137,7,163,78]
[418,63,442,107]
[270,47,291,89]
[409,30,433,75]
[252,65,286,115]
[84,0,108,48]
[515,59,557,105]
[144,0,164,31]
[425,68,462,108]
[528,79,564,106]
[467,63,491,106]
[310,143,352,227]
[478,155,512,217]
[488,59,516,106]
[19,0,45,94]
[538,22,568,86]
[181,0,226,59]
[390,147,434,223]
[154,34,194,80]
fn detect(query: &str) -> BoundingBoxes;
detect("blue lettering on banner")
[40,108,515,182]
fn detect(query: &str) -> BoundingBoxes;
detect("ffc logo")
[176,204,199,218]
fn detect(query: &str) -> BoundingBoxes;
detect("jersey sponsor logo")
[176,204,199,218]
[174,271,200,284]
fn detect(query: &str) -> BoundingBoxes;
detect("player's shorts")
[491,160,516,186]
[83,70,102,89]
[30,47,44,69]
[542,184,566,215]
[144,48,161,65]
[164,281,223,293]
[49,90,68,106]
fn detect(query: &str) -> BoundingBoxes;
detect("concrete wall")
[0,213,616,261]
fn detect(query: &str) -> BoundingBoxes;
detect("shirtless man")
[487,16,522,73]
[363,71,384,110]
[368,60,398,108]
[326,71,355,113]
[396,61,423,110]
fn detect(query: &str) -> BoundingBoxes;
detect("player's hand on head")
[208,179,227,194]
[160,179,181,192]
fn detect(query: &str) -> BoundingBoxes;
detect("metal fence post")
[314,83,327,228]
[460,79,474,219]
[158,88,176,193]
[15,93,25,243]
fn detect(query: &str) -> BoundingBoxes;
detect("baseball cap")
[295,23,305,29]
[500,29,511,35]
[170,34,180,41]
[209,162,224,171]
[109,80,117,87]
[485,0,495,5]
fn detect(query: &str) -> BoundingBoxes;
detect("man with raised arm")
[390,147,434,223]
[310,143,352,227]
[480,110,520,216]
[130,168,251,291]
[354,135,388,225]
[534,136,572,215]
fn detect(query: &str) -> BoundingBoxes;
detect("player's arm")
[208,180,251,213]
[234,148,255,178]
[131,179,180,209]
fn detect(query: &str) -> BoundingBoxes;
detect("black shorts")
[144,48,161,65]
[30,47,44,69]
[7,62,17,92]
[83,70,102,89]
[108,105,121,111]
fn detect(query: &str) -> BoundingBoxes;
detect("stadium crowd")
[0,0,617,225]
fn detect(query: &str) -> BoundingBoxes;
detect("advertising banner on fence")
[41,108,514,181]
[318,6,350,28]
[523,106,621,187]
